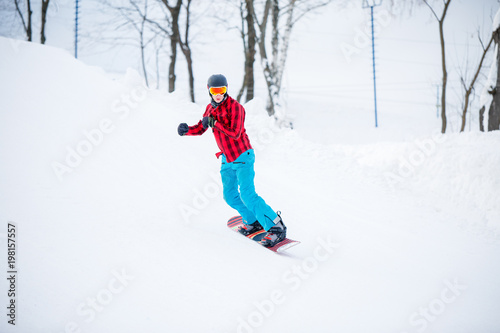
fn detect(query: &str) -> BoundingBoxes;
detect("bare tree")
[153,0,196,101]
[153,36,167,89]
[248,0,333,122]
[159,0,182,93]
[423,0,452,134]
[127,2,176,89]
[132,0,154,87]
[213,0,257,103]
[237,0,258,103]
[13,0,51,44]
[481,20,500,131]
[40,0,50,44]
[459,32,494,132]
[216,0,332,112]
[254,0,284,118]
[14,0,33,41]
[178,0,195,102]
[104,0,162,87]
[99,0,198,93]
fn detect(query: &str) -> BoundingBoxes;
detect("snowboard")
[227,216,300,253]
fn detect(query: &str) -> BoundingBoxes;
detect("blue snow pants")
[220,149,278,231]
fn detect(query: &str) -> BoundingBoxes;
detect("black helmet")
[207,74,228,88]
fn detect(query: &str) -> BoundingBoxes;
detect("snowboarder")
[177,74,286,247]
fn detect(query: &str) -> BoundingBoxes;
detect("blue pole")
[75,0,79,58]
[370,5,378,128]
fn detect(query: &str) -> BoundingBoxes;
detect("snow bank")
[258,126,500,234]
[333,131,500,232]
[408,132,500,231]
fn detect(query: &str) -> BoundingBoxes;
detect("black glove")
[202,116,216,129]
[178,123,189,136]
[208,116,216,128]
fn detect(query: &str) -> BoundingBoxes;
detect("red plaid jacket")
[185,96,253,163]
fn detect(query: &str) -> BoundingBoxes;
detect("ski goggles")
[209,86,227,95]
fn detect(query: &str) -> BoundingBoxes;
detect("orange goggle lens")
[209,86,227,95]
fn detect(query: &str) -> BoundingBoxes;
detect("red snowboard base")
[227,216,300,253]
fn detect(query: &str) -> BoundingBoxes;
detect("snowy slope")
[1,37,500,333]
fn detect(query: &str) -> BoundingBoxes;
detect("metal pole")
[75,0,79,58]
[370,5,378,128]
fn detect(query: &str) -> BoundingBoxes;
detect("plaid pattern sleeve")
[185,120,206,136]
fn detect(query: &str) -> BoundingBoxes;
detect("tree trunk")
[460,87,470,132]
[163,0,195,101]
[140,0,149,87]
[438,18,447,133]
[271,0,279,78]
[237,73,247,102]
[140,31,149,87]
[156,46,161,89]
[424,0,451,133]
[258,0,296,118]
[27,0,33,41]
[256,0,276,116]
[182,45,195,102]
[163,0,182,93]
[40,0,50,44]
[253,0,331,120]
[275,0,296,97]
[489,29,500,131]
[179,0,195,102]
[243,0,256,102]
[479,105,485,132]
[237,0,248,102]
[460,34,493,132]
[168,37,177,92]
[15,0,33,41]
[237,0,256,103]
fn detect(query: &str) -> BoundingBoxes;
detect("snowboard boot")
[260,212,287,247]
[238,220,264,236]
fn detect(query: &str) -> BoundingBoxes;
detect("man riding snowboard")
[177,74,286,247]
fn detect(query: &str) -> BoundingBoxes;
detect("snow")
[1,34,500,333]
